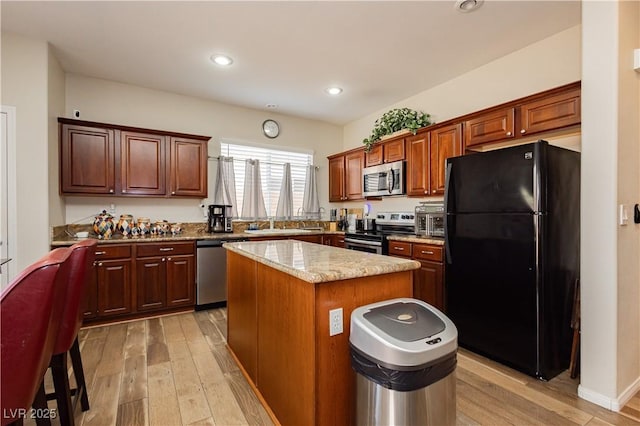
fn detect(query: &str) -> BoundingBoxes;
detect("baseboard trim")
[578,376,640,411]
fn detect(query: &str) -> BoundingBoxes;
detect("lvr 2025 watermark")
[3,408,58,420]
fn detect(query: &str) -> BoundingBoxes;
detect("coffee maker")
[208,205,233,233]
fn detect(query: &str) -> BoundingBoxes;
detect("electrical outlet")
[329,308,343,336]
[109,203,116,215]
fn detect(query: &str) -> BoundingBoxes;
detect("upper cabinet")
[406,130,430,196]
[59,118,210,198]
[464,82,580,150]
[365,137,406,167]
[430,123,462,195]
[406,124,462,197]
[60,124,116,194]
[328,148,364,202]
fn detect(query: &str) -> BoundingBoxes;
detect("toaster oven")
[415,202,445,238]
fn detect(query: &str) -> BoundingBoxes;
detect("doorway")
[1,105,17,287]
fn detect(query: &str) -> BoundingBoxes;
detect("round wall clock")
[262,119,280,138]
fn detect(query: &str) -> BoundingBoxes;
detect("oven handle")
[344,238,383,247]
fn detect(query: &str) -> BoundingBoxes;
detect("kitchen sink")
[244,229,312,235]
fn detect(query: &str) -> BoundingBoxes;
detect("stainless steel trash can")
[350,298,458,426]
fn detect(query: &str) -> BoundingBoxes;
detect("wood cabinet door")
[344,150,364,200]
[60,124,115,194]
[519,88,581,136]
[414,260,444,311]
[83,265,99,320]
[430,123,462,195]
[383,138,406,163]
[136,256,167,311]
[464,108,515,148]
[96,259,132,317]
[169,137,207,197]
[166,254,195,307]
[333,235,345,248]
[120,131,166,196]
[328,156,345,202]
[364,144,383,167]
[406,131,430,196]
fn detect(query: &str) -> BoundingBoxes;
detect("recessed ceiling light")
[326,87,343,96]
[210,54,233,66]
[455,0,483,13]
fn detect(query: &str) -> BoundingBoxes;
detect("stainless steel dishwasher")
[196,238,248,310]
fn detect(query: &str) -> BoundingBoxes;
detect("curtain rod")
[208,155,319,169]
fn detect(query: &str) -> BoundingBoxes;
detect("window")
[220,141,313,218]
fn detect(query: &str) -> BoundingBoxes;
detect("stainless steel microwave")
[362,160,405,197]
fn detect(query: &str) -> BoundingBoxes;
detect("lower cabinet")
[82,241,195,323]
[136,242,195,312]
[84,244,133,319]
[388,240,445,311]
[321,234,345,247]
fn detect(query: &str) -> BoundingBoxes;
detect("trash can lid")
[350,298,458,368]
[363,301,445,342]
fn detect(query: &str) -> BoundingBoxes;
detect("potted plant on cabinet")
[363,108,433,152]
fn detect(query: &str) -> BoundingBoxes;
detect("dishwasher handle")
[196,238,248,248]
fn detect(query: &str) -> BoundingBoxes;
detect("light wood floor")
[35,308,640,426]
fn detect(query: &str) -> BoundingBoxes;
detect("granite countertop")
[50,228,344,247]
[386,235,445,245]
[224,239,420,284]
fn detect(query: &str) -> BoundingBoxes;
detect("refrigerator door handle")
[444,161,452,264]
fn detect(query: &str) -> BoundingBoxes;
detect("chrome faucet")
[269,217,274,229]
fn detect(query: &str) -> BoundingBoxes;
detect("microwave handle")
[387,168,394,194]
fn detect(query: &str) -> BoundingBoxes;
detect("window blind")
[220,142,313,218]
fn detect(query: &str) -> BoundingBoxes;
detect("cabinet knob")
[97,262,103,267]
[167,257,172,261]
[506,131,512,136]
[171,191,176,195]
[162,258,166,262]
[520,129,526,134]
[109,189,114,193]
[95,251,106,255]
[122,189,127,193]
[421,250,434,255]
[395,247,404,251]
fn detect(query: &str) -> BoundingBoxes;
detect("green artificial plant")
[363,108,433,152]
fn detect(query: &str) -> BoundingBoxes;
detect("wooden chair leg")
[569,328,580,378]
[50,352,75,426]
[32,381,52,426]
[69,337,90,411]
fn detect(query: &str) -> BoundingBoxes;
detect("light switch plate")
[619,204,629,226]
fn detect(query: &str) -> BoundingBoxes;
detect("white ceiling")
[1,1,580,125]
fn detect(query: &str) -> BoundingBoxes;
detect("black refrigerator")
[444,140,579,380]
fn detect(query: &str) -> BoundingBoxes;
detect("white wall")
[340,25,581,215]
[0,33,52,270]
[63,74,343,224]
[48,44,65,228]
[579,0,640,410]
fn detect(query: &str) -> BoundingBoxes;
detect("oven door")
[344,237,383,255]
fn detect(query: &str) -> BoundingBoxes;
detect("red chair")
[45,239,97,426]
[1,248,72,426]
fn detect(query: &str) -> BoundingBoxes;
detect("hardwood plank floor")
[30,309,640,426]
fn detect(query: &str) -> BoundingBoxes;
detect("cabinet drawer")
[388,241,412,257]
[413,244,443,262]
[136,242,194,257]
[94,244,131,260]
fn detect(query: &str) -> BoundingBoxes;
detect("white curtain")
[302,165,320,219]
[241,159,267,219]
[213,156,238,217]
[276,163,293,219]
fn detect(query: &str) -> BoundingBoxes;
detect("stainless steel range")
[344,212,415,255]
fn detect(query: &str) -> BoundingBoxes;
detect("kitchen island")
[224,240,420,426]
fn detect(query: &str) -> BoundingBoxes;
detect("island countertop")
[224,239,420,284]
